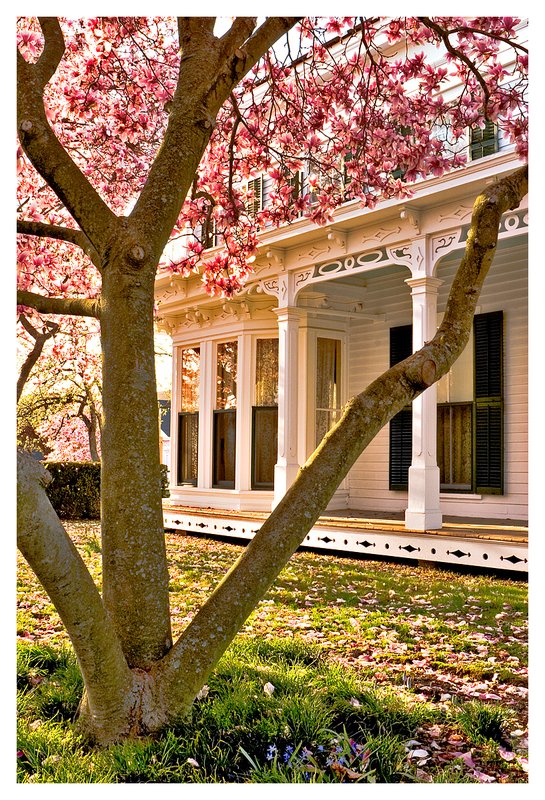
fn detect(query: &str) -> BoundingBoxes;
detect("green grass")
[16,521,528,784]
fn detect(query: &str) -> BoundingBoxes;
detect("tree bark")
[17,451,137,742]
[99,229,172,668]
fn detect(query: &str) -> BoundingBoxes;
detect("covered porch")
[163,503,528,573]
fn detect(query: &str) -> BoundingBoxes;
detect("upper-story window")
[246,176,264,215]
[470,121,499,160]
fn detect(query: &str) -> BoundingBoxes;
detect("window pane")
[316,338,341,445]
[216,342,237,409]
[437,403,472,490]
[255,339,278,406]
[177,412,198,485]
[213,410,236,487]
[181,347,200,412]
[252,407,278,488]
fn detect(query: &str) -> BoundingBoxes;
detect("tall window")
[252,338,278,489]
[389,313,504,493]
[177,347,200,486]
[213,341,237,488]
[316,338,342,446]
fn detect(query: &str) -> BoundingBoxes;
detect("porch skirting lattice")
[163,505,528,573]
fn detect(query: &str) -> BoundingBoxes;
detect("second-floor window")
[470,121,499,160]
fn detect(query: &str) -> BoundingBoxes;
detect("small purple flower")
[266,744,277,761]
[283,745,294,764]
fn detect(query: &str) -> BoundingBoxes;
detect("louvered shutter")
[247,176,263,215]
[470,121,499,160]
[474,311,503,493]
[389,324,413,490]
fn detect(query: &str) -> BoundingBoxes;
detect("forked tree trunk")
[17,166,527,744]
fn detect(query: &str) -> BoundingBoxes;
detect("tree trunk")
[99,226,172,669]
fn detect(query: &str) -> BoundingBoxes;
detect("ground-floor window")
[213,409,236,488]
[437,402,472,490]
[252,406,278,488]
[213,341,238,489]
[177,412,198,485]
[252,338,278,490]
[316,337,342,445]
[389,311,504,493]
[177,346,200,485]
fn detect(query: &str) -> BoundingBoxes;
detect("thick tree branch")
[158,166,528,713]
[238,17,301,71]
[17,219,102,270]
[34,17,65,88]
[17,19,118,251]
[130,17,300,261]
[17,290,101,319]
[17,450,133,740]
[218,17,257,56]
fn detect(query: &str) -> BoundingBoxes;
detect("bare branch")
[17,290,101,319]
[218,17,257,55]
[17,314,60,401]
[420,17,491,115]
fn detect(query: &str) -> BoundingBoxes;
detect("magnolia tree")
[17,17,528,743]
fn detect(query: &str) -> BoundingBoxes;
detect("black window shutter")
[389,325,413,490]
[474,311,503,493]
[470,121,499,160]
[247,176,263,215]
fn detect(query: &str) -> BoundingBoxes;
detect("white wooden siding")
[346,241,528,520]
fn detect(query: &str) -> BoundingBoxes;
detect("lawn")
[17,521,528,784]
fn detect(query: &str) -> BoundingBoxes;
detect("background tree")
[17,312,103,460]
[17,16,527,743]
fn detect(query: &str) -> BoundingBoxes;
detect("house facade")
[154,28,528,572]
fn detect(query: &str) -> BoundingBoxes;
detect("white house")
[155,28,528,572]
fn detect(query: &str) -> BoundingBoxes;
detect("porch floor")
[163,502,528,572]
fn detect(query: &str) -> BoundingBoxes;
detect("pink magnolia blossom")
[17,17,528,415]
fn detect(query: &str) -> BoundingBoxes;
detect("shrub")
[44,462,170,519]
[45,462,101,519]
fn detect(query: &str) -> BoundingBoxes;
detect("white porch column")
[404,276,444,530]
[273,307,302,506]
[197,339,214,489]
[235,332,252,491]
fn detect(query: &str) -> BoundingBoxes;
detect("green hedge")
[44,462,170,520]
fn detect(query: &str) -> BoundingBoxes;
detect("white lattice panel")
[163,510,527,572]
